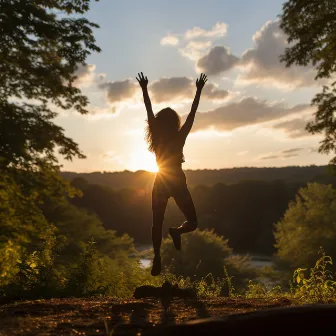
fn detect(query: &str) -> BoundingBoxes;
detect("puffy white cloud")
[98,79,137,104]
[96,79,138,114]
[238,21,319,89]
[74,64,96,87]
[197,46,239,76]
[149,76,230,103]
[160,20,326,89]
[95,76,230,114]
[160,34,179,46]
[179,41,212,61]
[187,97,310,132]
[160,23,229,68]
[185,22,228,39]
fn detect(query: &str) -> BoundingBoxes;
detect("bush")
[161,229,256,289]
[291,248,336,303]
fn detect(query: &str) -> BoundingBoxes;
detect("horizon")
[61,163,329,174]
[56,0,331,172]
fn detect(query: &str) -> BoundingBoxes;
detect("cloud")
[238,20,320,89]
[179,41,212,61]
[95,75,232,114]
[160,34,179,46]
[197,46,239,76]
[260,155,281,160]
[102,151,124,165]
[237,151,248,156]
[160,20,326,89]
[309,147,319,153]
[185,22,228,39]
[272,117,311,138]
[84,106,120,120]
[160,22,229,68]
[260,148,304,160]
[149,76,230,103]
[74,64,96,87]
[281,148,304,154]
[98,79,138,112]
[188,97,310,132]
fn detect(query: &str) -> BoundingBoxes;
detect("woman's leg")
[152,192,169,257]
[173,187,198,234]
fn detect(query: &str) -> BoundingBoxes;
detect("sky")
[57,0,331,172]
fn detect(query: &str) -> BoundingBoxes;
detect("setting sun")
[128,148,159,172]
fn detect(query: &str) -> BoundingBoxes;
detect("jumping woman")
[136,72,207,276]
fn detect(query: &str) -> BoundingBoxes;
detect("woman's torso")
[154,132,185,171]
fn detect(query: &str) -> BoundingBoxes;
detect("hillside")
[61,166,336,190]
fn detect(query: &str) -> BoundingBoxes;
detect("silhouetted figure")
[136,72,207,276]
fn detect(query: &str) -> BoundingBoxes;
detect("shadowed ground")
[0,296,292,335]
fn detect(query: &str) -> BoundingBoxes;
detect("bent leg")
[152,192,169,257]
[173,187,198,234]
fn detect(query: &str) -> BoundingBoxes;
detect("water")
[138,254,273,269]
[140,258,151,268]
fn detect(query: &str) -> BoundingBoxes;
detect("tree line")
[62,165,336,190]
[69,176,330,256]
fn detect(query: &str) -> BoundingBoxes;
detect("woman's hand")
[196,73,207,91]
[136,72,148,89]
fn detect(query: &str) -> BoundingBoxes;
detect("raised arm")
[180,73,207,138]
[136,72,155,125]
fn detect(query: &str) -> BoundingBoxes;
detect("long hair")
[145,107,181,153]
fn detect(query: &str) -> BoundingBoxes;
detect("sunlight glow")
[128,148,159,172]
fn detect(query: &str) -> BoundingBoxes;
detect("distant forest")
[64,166,336,256]
[62,165,335,190]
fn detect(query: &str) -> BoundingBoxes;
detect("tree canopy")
[0,0,101,244]
[280,0,336,165]
[275,183,336,269]
[0,0,100,168]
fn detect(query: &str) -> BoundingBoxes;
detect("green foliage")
[292,249,336,303]
[275,183,336,268]
[0,229,65,300]
[66,238,113,297]
[0,0,102,278]
[0,241,21,287]
[245,249,336,304]
[280,0,336,165]
[161,229,255,289]
[245,281,283,299]
[0,196,141,300]
[0,0,101,169]
[68,174,319,256]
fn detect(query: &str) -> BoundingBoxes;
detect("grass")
[1,249,336,334]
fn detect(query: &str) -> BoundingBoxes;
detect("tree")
[0,0,100,244]
[275,183,336,269]
[0,0,100,168]
[280,0,336,165]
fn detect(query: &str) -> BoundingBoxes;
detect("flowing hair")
[145,107,181,153]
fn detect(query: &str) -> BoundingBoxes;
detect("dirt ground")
[0,296,292,335]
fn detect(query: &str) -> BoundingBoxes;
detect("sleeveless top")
[154,131,186,171]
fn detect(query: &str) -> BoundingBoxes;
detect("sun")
[128,148,158,172]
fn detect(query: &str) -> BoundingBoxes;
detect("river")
[136,245,273,269]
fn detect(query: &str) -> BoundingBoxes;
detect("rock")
[143,304,336,335]
[133,281,196,300]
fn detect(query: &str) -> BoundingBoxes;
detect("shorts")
[152,169,188,200]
